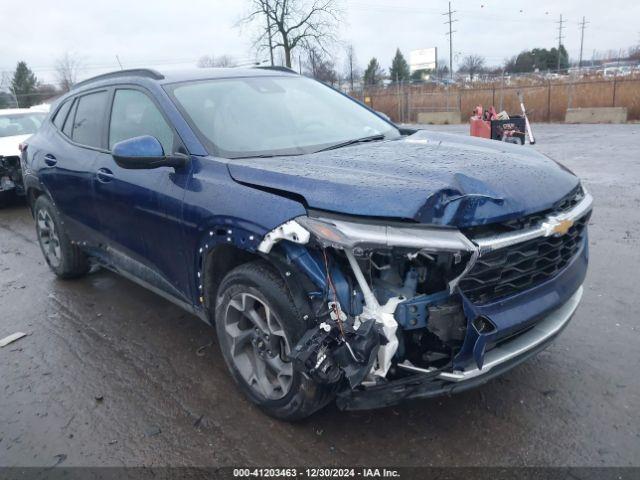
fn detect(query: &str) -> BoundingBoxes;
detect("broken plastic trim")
[257,219,310,253]
[0,156,22,194]
[439,286,583,382]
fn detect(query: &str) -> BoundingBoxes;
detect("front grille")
[459,212,590,304]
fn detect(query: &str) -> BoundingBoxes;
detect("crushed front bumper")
[336,285,583,410]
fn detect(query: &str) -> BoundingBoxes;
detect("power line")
[579,16,590,69]
[442,1,457,79]
[556,14,565,72]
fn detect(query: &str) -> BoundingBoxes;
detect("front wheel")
[214,261,334,420]
[34,195,90,279]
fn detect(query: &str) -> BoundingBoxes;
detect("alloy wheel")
[222,292,293,400]
[36,209,61,268]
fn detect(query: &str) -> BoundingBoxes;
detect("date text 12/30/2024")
[233,468,401,478]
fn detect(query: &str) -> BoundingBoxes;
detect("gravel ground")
[0,123,638,468]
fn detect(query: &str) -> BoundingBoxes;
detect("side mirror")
[112,135,188,170]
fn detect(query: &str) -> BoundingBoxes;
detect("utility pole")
[9,87,19,108]
[442,2,457,79]
[556,14,565,72]
[578,17,589,69]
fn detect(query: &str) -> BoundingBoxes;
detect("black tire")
[33,195,90,279]
[214,260,334,420]
[0,190,16,208]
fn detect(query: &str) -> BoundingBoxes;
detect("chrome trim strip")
[473,193,593,254]
[316,217,476,253]
[397,361,437,374]
[438,285,583,382]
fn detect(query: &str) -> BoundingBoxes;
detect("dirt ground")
[1,124,639,467]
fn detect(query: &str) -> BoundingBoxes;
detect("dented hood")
[227,130,580,227]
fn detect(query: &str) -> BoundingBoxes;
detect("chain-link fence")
[352,74,640,124]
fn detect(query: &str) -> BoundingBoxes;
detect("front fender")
[193,217,267,305]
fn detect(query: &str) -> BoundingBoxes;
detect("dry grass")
[360,77,640,123]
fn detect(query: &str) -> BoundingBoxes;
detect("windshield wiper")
[315,134,385,153]
[231,152,305,159]
[230,135,386,158]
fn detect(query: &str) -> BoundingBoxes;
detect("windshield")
[166,76,400,158]
[0,112,46,138]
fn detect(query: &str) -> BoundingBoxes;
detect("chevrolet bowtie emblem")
[542,217,574,237]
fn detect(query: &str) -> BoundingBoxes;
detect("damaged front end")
[258,214,481,397]
[258,186,592,409]
[0,155,23,197]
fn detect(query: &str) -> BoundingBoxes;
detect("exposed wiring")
[322,248,346,339]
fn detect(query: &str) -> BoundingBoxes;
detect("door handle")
[96,167,115,183]
[43,154,57,167]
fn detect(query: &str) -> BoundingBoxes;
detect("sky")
[1,0,638,87]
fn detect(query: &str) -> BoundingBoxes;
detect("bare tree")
[197,54,237,68]
[216,55,237,67]
[197,55,216,68]
[458,54,486,80]
[304,46,337,85]
[344,44,360,91]
[241,0,341,68]
[436,57,449,80]
[56,53,82,92]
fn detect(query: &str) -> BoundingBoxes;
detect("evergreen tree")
[507,46,569,73]
[11,61,38,107]
[0,92,12,109]
[363,58,384,86]
[389,48,410,83]
[411,69,428,82]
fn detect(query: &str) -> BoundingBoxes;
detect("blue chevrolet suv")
[22,67,592,419]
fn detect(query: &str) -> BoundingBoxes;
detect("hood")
[0,134,31,158]
[227,130,580,228]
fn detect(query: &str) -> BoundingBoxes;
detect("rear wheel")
[34,195,90,279]
[214,261,334,420]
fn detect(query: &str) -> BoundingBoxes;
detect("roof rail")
[72,69,164,90]
[253,65,297,74]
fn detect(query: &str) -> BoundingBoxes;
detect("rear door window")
[108,89,174,154]
[62,99,78,138]
[71,91,108,148]
[53,100,72,130]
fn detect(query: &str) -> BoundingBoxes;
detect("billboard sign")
[410,48,437,72]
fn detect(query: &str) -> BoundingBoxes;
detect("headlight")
[295,216,476,254]
[295,216,354,247]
